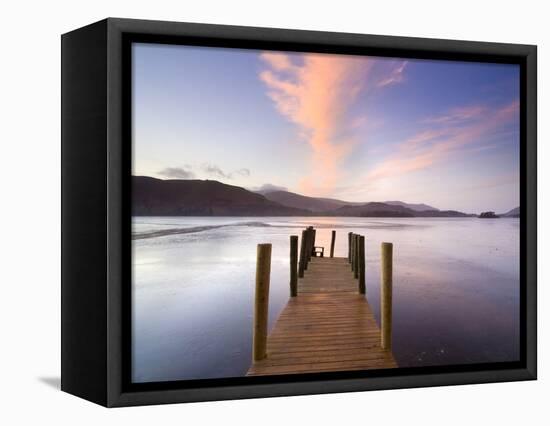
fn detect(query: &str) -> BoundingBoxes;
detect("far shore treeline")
[132,176,519,218]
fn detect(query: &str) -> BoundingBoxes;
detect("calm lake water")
[132,216,520,383]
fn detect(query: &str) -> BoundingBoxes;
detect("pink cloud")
[376,61,408,87]
[259,52,371,196]
[365,100,519,184]
[259,52,296,72]
[423,105,488,124]
[259,53,410,196]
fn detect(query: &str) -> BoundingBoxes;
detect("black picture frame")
[61,17,537,407]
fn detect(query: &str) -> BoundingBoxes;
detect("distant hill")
[332,202,416,217]
[132,176,310,216]
[331,202,472,218]
[415,209,475,218]
[384,200,439,212]
[261,190,439,213]
[133,176,475,217]
[500,206,520,218]
[261,190,356,212]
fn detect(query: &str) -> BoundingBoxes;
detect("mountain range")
[133,176,309,216]
[260,190,441,213]
[132,176,516,218]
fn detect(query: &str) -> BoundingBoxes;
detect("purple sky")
[132,43,520,213]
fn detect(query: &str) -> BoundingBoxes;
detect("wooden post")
[350,233,355,271]
[381,242,393,350]
[298,230,306,278]
[311,228,317,257]
[253,243,272,361]
[352,234,358,273]
[307,227,314,261]
[330,230,336,258]
[348,232,352,263]
[349,233,355,272]
[304,228,311,270]
[290,235,298,297]
[359,235,366,294]
[354,234,360,279]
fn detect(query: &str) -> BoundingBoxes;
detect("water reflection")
[132,217,519,383]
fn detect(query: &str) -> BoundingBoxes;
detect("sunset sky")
[132,43,520,213]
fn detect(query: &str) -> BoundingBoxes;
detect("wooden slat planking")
[247,256,397,376]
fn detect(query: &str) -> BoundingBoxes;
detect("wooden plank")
[247,255,397,376]
[248,358,395,376]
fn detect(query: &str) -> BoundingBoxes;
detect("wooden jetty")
[247,228,397,376]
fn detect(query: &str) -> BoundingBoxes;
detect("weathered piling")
[298,230,306,278]
[354,234,360,279]
[352,234,358,274]
[330,230,336,258]
[304,228,312,270]
[351,233,356,272]
[311,228,317,257]
[310,228,314,259]
[290,235,298,297]
[304,228,309,271]
[348,232,352,263]
[381,242,393,350]
[253,243,272,361]
[359,235,366,294]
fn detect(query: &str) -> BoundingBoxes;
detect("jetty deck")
[247,252,397,376]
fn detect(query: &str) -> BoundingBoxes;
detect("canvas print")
[131,43,520,383]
